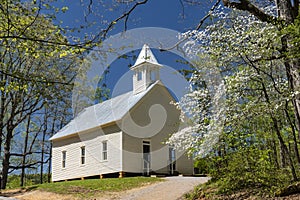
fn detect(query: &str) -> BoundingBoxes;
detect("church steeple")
[130,44,162,94]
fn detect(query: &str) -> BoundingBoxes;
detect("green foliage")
[193,8,299,195]
[281,9,300,59]
[186,151,292,199]
[0,0,84,93]
[194,158,210,174]
[6,175,21,189]
[6,174,49,189]
[218,148,289,194]
[0,0,87,189]
[184,179,222,200]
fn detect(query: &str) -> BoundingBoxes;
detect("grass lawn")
[33,177,162,198]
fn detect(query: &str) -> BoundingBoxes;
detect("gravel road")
[119,176,210,200]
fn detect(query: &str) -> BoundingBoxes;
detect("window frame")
[62,151,66,168]
[80,146,86,165]
[150,70,156,81]
[102,141,108,161]
[137,71,142,81]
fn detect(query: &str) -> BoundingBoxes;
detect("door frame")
[169,146,176,175]
[142,140,151,175]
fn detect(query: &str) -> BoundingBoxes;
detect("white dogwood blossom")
[168,4,287,158]
[167,66,225,157]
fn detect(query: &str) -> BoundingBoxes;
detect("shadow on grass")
[1,185,38,197]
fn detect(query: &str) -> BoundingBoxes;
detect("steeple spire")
[132,44,160,67]
[130,44,162,94]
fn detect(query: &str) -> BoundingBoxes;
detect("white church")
[50,44,193,182]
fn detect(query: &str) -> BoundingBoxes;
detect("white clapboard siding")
[122,84,183,174]
[122,133,143,173]
[52,129,121,182]
[175,150,194,175]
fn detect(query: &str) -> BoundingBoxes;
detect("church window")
[81,146,85,165]
[150,71,156,81]
[137,71,142,81]
[102,141,108,160]
[62,151,66,168]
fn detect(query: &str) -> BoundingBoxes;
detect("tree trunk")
[272,116,298,180]
[47,106,58,183]
[1,126,13,189]
[284,102,300,164]
[251,62,298,181]
[277,0,300,142]
[20,116,31,187]
[40,109,48,184]
[47,143,52,183]
[223,0,300,156]
[0,72,7,189]
[272,139,280,169]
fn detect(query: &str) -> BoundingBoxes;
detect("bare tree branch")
[179,0,185,19]
[102,0,149,38]
[9,158,50,170]
[196,0,221,30]
[182,0,203,5]
[160,0,221,52]
[222,0,276,24]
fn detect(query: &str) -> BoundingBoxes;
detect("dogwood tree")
[168,1,300,184]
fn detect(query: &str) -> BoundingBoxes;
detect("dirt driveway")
[119,176,210,200]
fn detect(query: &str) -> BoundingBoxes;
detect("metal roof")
[50,81,159,141]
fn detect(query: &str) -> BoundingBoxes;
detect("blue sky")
[56,1,214,101]
[58,1,213,33]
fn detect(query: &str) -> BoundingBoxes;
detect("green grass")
[36,177,162,198]
[184,179,218,200]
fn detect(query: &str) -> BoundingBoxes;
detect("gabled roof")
[130,44,162,69]
[49,81,160,141]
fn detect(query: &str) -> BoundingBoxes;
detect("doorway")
[143,141,150,175]
[169,147,176,175]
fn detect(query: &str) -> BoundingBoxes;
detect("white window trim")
[102,141,108,161]
[80,146,86,165]
[62,151,66,169]
[137,71,142,81]
[150,70,156,81]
